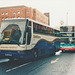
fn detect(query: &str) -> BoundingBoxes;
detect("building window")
[2,13,4,15]
[5,17,8,19]
[17,11,20,14]
[6,12,8,15]
[27,11,29,14]
[34,11,36,13]
[17,16,20,18]
[13,12,16,14]
[2,17,4,20]
[37,13,39,16]
[13,16,16,18]
[27,16,29,18]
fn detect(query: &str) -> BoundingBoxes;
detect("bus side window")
[23,31,26,44]
[29,21,31,26]
[37,24,40,33]
[33,23,38,33]
[27,27,31,45]
[33,23,35,32]
[72,33,74,37]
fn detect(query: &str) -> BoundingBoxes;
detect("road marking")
[51,58,59,64]
[6,62,31,72]
[56,50,62,55]
[0,59,9,63]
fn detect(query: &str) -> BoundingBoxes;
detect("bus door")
[25,20,32,50]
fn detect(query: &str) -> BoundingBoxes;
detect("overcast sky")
[0,0,75,28]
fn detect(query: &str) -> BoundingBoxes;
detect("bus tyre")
[33,49,38,59]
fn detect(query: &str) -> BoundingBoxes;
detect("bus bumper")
[0,50,33,60]
[60,48,75,51]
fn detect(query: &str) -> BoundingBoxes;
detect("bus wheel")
[33,49,38,59]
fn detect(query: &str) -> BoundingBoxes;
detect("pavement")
[67,53,75,75]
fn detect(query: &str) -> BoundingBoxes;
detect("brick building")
[0,5,50,25]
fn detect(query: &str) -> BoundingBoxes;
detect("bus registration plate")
[5,54,12,56]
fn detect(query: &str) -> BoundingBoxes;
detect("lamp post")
[66,12,68,26]
[60,20,64,26]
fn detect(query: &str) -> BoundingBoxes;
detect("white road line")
[6,62,31,72]
[56,50,62,55]
[51,58,59,64]
[0,59,9,63]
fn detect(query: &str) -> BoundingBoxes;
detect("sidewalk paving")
[67,54,75,75]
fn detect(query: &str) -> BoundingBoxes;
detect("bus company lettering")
[1,47,17,48]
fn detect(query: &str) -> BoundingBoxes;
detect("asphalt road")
[0,51,75,75]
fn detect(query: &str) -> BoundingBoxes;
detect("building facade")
[0,5,50,25]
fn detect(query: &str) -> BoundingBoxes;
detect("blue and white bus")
[0,18,60,60]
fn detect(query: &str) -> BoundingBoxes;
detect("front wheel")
[34,51,38,58]
[33,49,38,59]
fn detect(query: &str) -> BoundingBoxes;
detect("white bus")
[0,18,60,60]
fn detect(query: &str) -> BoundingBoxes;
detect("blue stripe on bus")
[0,40,60,60]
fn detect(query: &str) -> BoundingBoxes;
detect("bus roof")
[2,18,60,31]
[60,25,75,27]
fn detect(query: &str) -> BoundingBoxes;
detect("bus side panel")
[0,50,34,60]
[54,41,60,52]
[0,40,60,60]
[32,39,60,57]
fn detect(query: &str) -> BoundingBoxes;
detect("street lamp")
[60,20,64,26]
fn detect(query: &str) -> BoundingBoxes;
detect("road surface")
[0,51,75,75]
